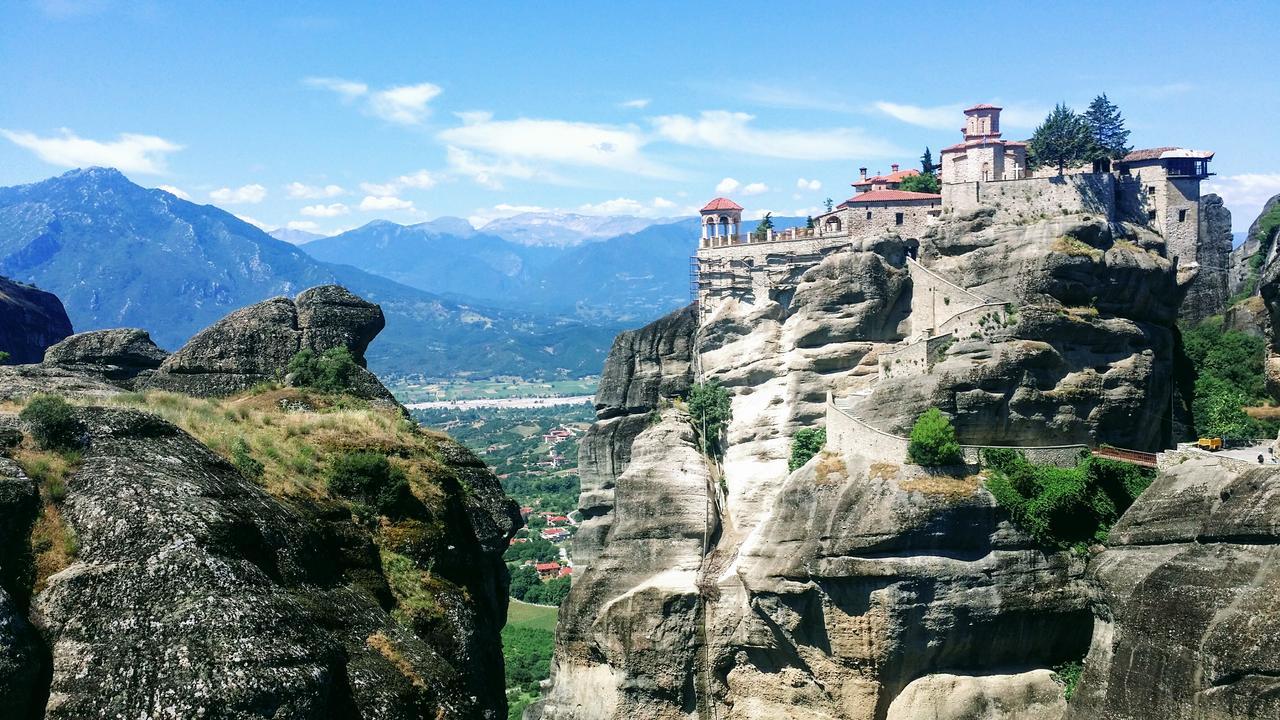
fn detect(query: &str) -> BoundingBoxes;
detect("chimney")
[891,163,899,173]
[859,167,867,181]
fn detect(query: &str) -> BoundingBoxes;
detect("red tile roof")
[965,103,1002,112]
[841,190,942,204]
[701,197,743,212]
[853,168,920,187]
[557,566,573,577]
[535,562,561,572]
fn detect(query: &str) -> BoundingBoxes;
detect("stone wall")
[880,333,953,380]
[907,258,988,335]
[838,200,939,240]
[942,174,1116,225]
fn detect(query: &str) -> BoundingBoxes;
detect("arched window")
[825,216,842,233]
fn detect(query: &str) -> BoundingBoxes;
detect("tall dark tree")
[752,212,774,241]
[824,197,834,212]
[1028,103,1094,175]
[921,146,935,175]
[805,215,815,229]
[1083,94,1131,160]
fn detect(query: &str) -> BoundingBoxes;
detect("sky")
[2,0,1278,234]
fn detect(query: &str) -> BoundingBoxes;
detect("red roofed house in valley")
[535,562,561,580]
[940,104,1028,184]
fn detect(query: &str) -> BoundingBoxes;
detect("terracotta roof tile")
[701,197,743,212]
[853,168,920,187]
[840,189,942,205]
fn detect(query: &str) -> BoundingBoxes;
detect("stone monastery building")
[694,102,1214,311]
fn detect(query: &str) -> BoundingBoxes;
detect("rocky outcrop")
[1180,193,1233,323]
[0,276,72,364]
[3,406,517,719]
[1067,454,1280,719]
[857,217,1186,451]
[42,328,167,386]
[0,457,44,719]
[1229,193,1280,299]
[147,285,394,402]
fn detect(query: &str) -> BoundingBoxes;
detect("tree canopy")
[898,173,940,194]
[920,146,935,174]
[1028,104,1094,174]
[687,380,732,456]
[1083,94,1131,161]
[907,407,963,466]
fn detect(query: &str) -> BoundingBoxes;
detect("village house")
[541,527,570,542]
[535,562,562,580]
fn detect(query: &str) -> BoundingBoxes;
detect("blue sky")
[2,0,1278,233]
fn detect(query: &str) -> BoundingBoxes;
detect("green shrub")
[687,380,732,456]
[1182,317,1272,439]
[982,448,1154,549]
[0,350,10,365]
[1053,661,1083,700]
[327,451,409,516]
[287,347,360,393]
[907,408,963,466]
[20,395,84,450]
[788,427,827,471]
[230,438,264,481]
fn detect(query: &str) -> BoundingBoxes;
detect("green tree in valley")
[1083,94,1131,161]
[1028,104,1094,175]
[906,408,964,466]
[687,380,732,456]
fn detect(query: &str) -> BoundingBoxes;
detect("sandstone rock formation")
[1066,454,1280,719]
[0,405,518,719]
[1182,193,1233,323]
[148,285,394,402]
[538,210,1215,719]
[0,275,72,364]
[1229,193,1280,299]
[42,328,167,386]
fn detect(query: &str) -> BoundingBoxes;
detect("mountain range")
[0,168,617,379]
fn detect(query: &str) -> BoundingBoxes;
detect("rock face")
[0,457,44,719]
[1066,454,1280,719]
[3,406,517,719]
[42,328,168,386]
[148,285,393,402]
[1229,193,1280,299]
[0,276,72,364]
[538,211,1209,719]
[858,217,1186,451]
[1180,193,1233,323]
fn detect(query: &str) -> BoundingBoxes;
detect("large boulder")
[0,457,44,718]
[147,286,394,402]
[28,406,516,719]
[0,276,72,364]
[42,328,168,387]
[1067,455,1280,719]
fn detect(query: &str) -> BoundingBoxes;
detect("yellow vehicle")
[1197,437,1223,452]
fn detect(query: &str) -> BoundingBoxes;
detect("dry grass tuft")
[366,632,427,690]
[1051,236,1103,261]
[814,452,847,486]
[13,447,82,592]
[899,472,982,500]
[868,462,900,483]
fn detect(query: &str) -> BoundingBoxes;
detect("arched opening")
[824,216,842,233]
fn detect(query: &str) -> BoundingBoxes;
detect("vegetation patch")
[907,408,964,466]
[900,472,981,500]
[688,381,732,457]
[12,446,82,594]
[20,395,84,451]
[503,617,555,720]
[1182,316,1275,439]
[366,632,427,691]
[286,347,361,393]
[1051,236,1103,261]
[1053,660,1084,701]
[328,450,411,517]
[812,452,846,486]
[981,448,1154,550]
[788,427,826,471]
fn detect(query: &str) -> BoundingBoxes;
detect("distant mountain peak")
[480,212,682,247]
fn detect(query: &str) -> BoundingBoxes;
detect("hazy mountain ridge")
[0,168,617,379]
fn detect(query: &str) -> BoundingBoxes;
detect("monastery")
[694,103,1214,311]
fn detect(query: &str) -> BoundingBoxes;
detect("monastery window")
[1147,186,1156,195]
[895,212,904,225]
[1178,209,1188,222]
[1148,210,1157,222]
[866,211,872,220]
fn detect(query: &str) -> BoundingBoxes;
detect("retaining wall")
[941,174,1116,224]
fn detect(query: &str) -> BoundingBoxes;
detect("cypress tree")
[1083,94,1131,160]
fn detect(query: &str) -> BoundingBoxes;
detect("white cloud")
[1204,173,1280,232]
[304,76,368,100]
[359,169,441,196]
[652,111,898,160]
[209,183,267,205]
[576,196,683,217]
[234,213,269,229]
[741,182,768,196]
[286,181,345,199]
[439,113,669,177]
[872,100,1048,131]
[1,128,182,174]
[620,98,650,109]
[797,178,822,191]
[300,202,349,217]
[156,184,191,200]
[446,146,542,189]
[305,77,441,125]
[369,83,442,125]
[715,177,740,194]
[286,220,320,232]
[359,195,414,212]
